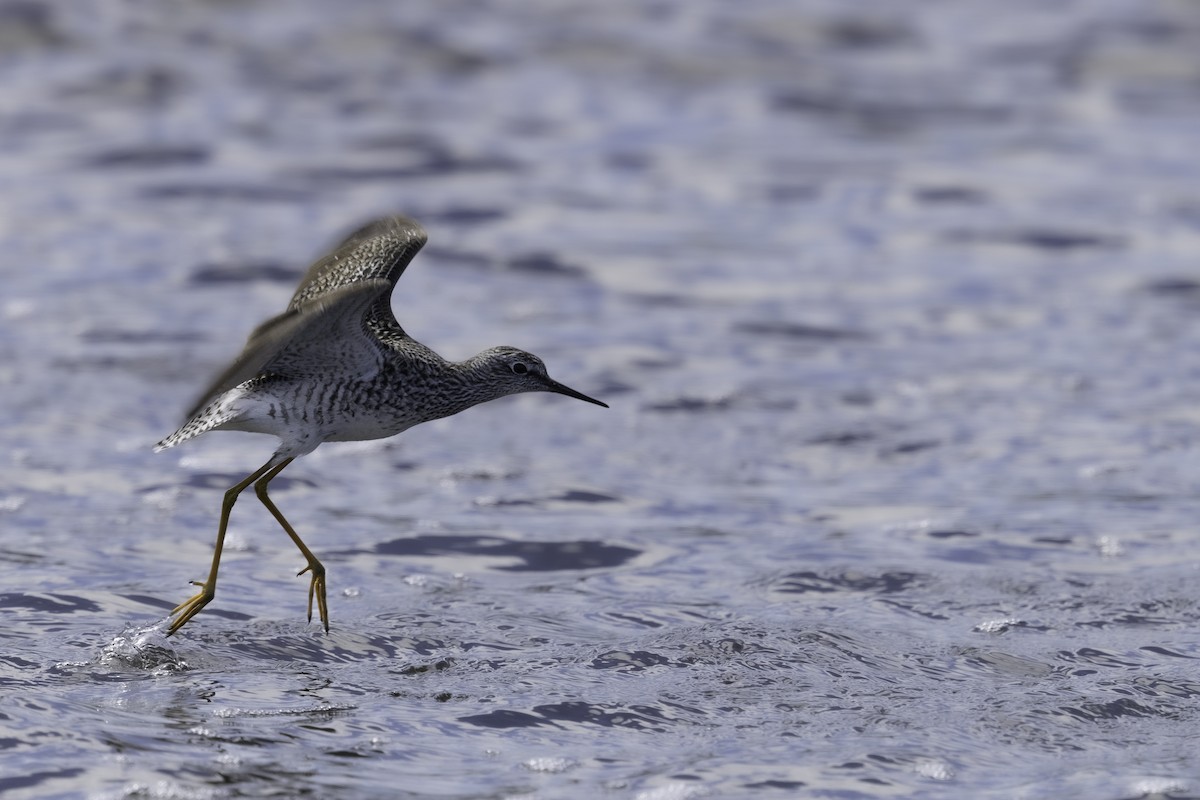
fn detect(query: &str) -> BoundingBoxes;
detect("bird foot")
[167,581,215,636]
[297,561,330,633]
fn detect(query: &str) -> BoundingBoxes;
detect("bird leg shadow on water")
[166,456,330,636]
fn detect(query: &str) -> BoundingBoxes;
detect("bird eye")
[511,362,528,375]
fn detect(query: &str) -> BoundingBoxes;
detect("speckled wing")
[183,281,393,419]
[287,215,427,313]
[181,216,428,419]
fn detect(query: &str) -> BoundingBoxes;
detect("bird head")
[475,346,608,408]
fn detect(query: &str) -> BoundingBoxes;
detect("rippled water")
[5,0,1200,797]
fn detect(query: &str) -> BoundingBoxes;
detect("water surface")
[4,1,1200,797]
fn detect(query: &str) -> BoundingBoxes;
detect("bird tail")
[154,404,238,452]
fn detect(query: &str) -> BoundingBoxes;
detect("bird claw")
[167,582,215,636]
[297,560,330,633]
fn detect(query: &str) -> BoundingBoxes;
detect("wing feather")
[184,281,392,418]
[287,215,426,310]
[180,216,427,420]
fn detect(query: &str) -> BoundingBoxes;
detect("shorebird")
[155,216,607,635]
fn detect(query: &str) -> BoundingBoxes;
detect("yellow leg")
[253,458,330,633]
[167,460,276,636]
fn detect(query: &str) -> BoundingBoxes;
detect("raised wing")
[182,216,427,419]
[183,281,392,419]
[288,215,427,311]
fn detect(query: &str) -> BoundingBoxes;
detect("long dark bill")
[544,378,609,408]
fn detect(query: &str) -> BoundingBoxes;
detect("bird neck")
[449,353,518,407]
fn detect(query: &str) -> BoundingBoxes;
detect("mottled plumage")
[156,215,607,636]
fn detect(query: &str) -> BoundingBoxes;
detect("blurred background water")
[4,0,1200,797]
